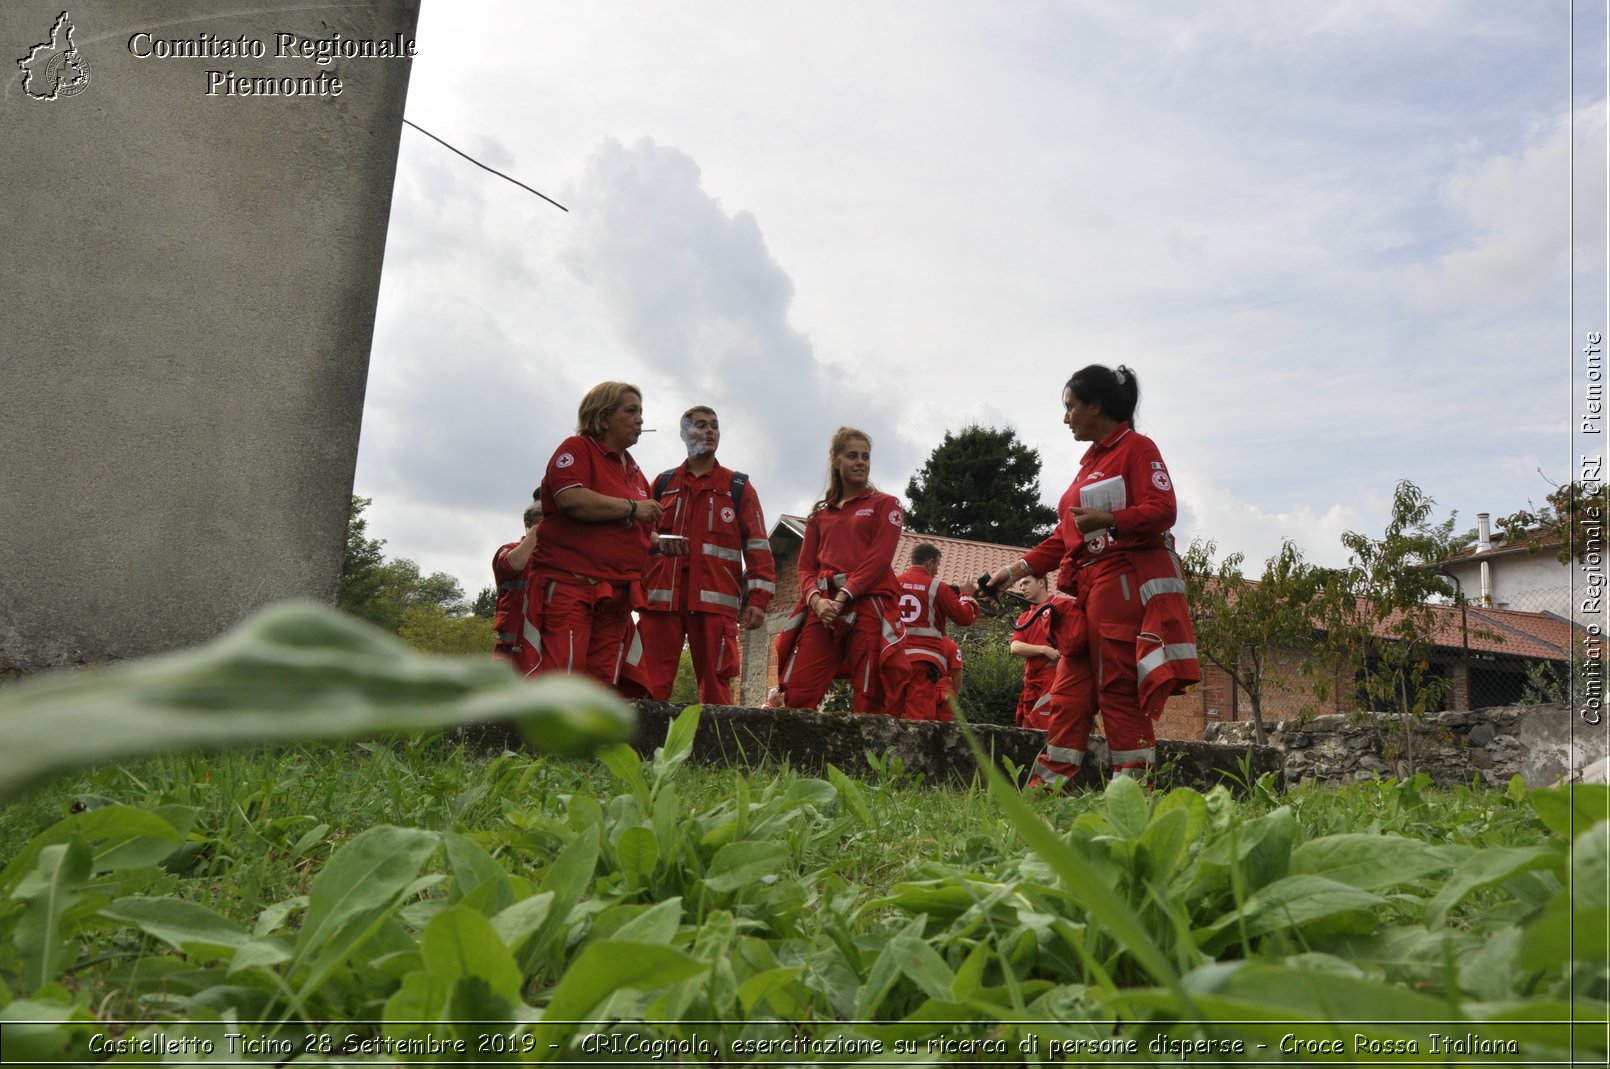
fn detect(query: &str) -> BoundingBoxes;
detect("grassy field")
[0,604,1605,1065]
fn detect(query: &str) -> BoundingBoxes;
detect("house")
[1439,512,1582,622]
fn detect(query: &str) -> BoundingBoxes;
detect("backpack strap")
[652,469,676,502]
[729,470,748,510]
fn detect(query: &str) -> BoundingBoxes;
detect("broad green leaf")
[1572,819,1609,910]
[383,969,451,1027]
[227,938,292,976]
[490,892,554,953]
[522,825,600,974]
[285,826,441,1012]
[1425,845,1561,928]
[445,831,510,910]
[951,943,991,1002]
[1529,784,1610,841]
[1290,834,1456,891]
[737,966,806,1017]
[532,941,706,1061]
[1199,876,1386,954]
[597,743,650,807]
[0,999,100,1063]
[888,935,955,1001]
[609,897,682,946]
[0,601,635,799]
[1152,787,1207,845]
[702,841,788,894]
[253,896,307,938]
[656,703,701,778]
[420,905,523,1006]
[615,825,659,887]
[1138,807,1189,884]
[827,764,876,826]
[13,839,92,991]
[100,896,248,960]
[1104,775,1150,840]
[294,826,442,959]
[0,807,184,897]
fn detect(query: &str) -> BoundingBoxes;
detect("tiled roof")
[771,516,1026,588]
[1445,526,1563,562]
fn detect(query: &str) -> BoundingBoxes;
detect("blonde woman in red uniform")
[983,365,1199,783]
[520,381,682,692]
[773,427,915,716]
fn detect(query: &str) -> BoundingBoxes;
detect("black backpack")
[653,468,748,511]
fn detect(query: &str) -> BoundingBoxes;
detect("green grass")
[0,602,1605,1064]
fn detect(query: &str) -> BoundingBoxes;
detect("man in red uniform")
[1010,573,1066,731]
[894,543,979,721]
[639,406,777,705]
[491,500,541,665]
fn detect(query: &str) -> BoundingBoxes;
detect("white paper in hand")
[1078,475,1127,513]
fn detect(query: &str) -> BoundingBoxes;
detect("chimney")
[1476,512,1492,606]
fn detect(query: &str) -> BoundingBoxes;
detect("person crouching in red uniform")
[773,427,916,717]
[491,500,541,665]
[638,405,777,705]
[895,543,979,721]
[519,381,685,693]
[983,365,1199,785]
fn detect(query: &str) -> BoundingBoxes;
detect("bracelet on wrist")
[625,498,638,525]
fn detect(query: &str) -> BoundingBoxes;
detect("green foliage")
[1,621,1603,1062]
[1182,538,1330,743]
[339,495,479,652]
[1317,480,1464,772]
[904,425,1057,545]
[954,611,1023,726]
[1495,478,1609,564]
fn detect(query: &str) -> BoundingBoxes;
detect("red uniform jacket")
[1021,421,1179,588]
[642,462,776,619]
[531,434,652,585]
[1020,422,1198,717]
[1013,597,1060,698]
[895,565,979,671]
[775,488,908,667]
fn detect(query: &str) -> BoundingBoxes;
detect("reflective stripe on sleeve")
[746,539,772,552]
[1138,577,1188,604]
[1137,643,1199,688]
[699,591,743,609]
[747,579,776,594]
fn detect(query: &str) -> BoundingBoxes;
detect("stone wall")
[1205,702,1606,788]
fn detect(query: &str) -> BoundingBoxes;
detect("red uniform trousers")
[519,572,645,696]
[1074,560,1160,778]
[636,609,740,705]
[902,655,945,722]
[778,598,913,717]
[1030,595,1096,787]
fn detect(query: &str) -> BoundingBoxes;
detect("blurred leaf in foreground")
[0,600,633,799]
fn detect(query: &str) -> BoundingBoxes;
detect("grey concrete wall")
[1,2,419,673]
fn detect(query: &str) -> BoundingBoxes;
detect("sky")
[355,0,1608,601]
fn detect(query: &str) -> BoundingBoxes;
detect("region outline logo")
[18,11,89,100]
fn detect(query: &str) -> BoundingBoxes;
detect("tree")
[472,586,498,620]
[1181,538,1329,745]
[905,425,1058,546]
[338,495,388,616]
[1316,480,1464,774]
[338,496,479,649]
[1495,478,1608,564]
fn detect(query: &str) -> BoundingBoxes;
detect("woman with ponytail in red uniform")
[984,365,1199,784]
[772,427,916,717]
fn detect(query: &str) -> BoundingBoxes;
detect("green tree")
[1495,478,1609,564]
[472,586,498,620]
[338,495,388,617]
[905,425,1058,546]
[1316,480,1464,774]
[1182,538,1329,746]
